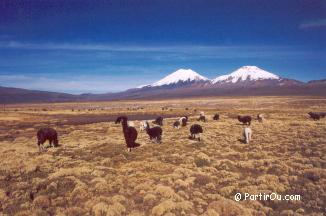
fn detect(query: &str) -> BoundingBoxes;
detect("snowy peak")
[151,69,208,87]
[138,66,282,89]
[212,66,280,84]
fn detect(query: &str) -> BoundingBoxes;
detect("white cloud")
[0,74,155,94]
[299,19,326,29]
[0,74,31,81]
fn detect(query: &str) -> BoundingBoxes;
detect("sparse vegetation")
[0,96,325,215]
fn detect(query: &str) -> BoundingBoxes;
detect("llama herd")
[115,113,206,151]
[36,111,324,152]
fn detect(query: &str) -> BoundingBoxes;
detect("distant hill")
[0,86,79,103]
[1,66,325,103]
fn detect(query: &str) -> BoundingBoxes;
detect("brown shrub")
[207,199,252,216]
[194,174,212,186]
[33,195,51,209]
[304,168,325,182]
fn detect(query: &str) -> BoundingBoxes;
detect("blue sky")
[0,0,325,94]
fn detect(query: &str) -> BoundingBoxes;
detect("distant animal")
[238,115,252,125]
[37,128,59,151]
[139,121,147,131]
[179,116,188,126]
[197,112,206,122]
[115,116,140,151]
[153,116,163,126]
[173,121,180,129]
[257,114,264,122]
[190,124,203,141]
[319,112,326,118]
[145,122,162,143]
[243,127,252,144]
[198,115,206,122]
[308,112,321,120]
[213,114,219,121]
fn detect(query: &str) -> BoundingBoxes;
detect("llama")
[318,112,326,118]
[197,111,206,122]
[198,115,206,122]
[37,128,59,151]
[308,112,326,120]
[243,127,252,144]
[153,116,163,126]
[190,124,203,141]
[257,114,264,122]
[179,116,188,127]
[308,112,320,120]
[145,122,162,143]
[213,114,219,121]
[238,115,252,125]
[173,121,180,129]
[115,116,140,151]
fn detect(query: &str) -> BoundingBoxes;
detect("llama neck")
[121,120,128,131]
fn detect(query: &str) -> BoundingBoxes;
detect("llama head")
[115,116,127,124]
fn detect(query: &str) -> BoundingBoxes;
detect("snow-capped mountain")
[2,65,325,103]
[212,66,280,84]
[130,65,310,99]
[140,69,208,88]
[137,66,302,90]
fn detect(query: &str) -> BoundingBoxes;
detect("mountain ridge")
[1,66,325,103]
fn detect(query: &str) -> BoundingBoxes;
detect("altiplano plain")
[0,96,325,216]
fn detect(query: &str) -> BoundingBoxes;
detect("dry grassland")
[0,96,325,216]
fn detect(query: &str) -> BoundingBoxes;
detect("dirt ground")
[0,96,325,216]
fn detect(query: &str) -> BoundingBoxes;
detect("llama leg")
[38,143,43,152]
[40,143,45,151]
[38,139,45,151]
